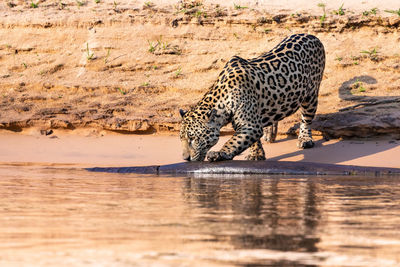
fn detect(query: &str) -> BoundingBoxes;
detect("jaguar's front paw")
[206,151,232,162]
[297,139,315,149]
[245,154,266,161]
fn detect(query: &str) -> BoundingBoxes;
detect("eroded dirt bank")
[1,0,400,138]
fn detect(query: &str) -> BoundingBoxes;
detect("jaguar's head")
[179,108,220,161]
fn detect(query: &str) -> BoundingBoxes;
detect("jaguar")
[179,33,325,161]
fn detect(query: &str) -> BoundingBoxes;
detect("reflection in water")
[0,166,399,266]
[184,177,320,253]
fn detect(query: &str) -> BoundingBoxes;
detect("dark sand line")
[87,161,400,176]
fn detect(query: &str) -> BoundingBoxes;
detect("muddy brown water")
[1,165,400,266]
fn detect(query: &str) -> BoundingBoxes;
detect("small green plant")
[179,8,187,14]
[147,37,179,54]
[22,63,27,69]
[148,40,156,53]
[30,1,38,8]
[361,47,377,55]
[176,0,202,13]
[362,8,378,16]
[157,37,168,50]
[361,47,378,60]
[175,67,182,77]
[104,48,110,64]
[144,1,152,7]
[86,43,94,60]
[159,38,169,50]
[350,56,359,65]
[264,28,272,34]
[116,87,126,95]
[142,82,149,87]
[153,65,158,70]
[332,3,345,15]
[234,3,248,10]
[353,79,366,93]
[233,33,239,39]
[384,8,400,16]
[76,0,85,7]
[195,10,207,18]
[335,56,343,61]
[318,3,327,25]
[95,0,100,3]
[320,13,326,24]
[58,0,66,9]
[113,0,118,10]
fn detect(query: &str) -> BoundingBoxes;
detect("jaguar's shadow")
[266,138,399,165]
[273,75,400,164]
[338,75,377,101]
[287,75,399,137]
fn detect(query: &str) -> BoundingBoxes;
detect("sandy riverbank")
[1,129,399,168]
[1,0,400,138]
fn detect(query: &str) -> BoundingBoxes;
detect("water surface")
[0,166,399,266]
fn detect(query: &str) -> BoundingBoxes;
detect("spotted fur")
[180,34,325,161]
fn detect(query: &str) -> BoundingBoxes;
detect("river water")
[0,165,399,266]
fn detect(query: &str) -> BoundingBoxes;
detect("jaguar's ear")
[179,109,187,118]
[206,108,217,122]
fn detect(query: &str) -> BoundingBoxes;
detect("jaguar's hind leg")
[298,97,318,149]
[263,122,278,143]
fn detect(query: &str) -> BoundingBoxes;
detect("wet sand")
[0,130,399,168]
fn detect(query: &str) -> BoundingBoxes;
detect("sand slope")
[0,0,400,138]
